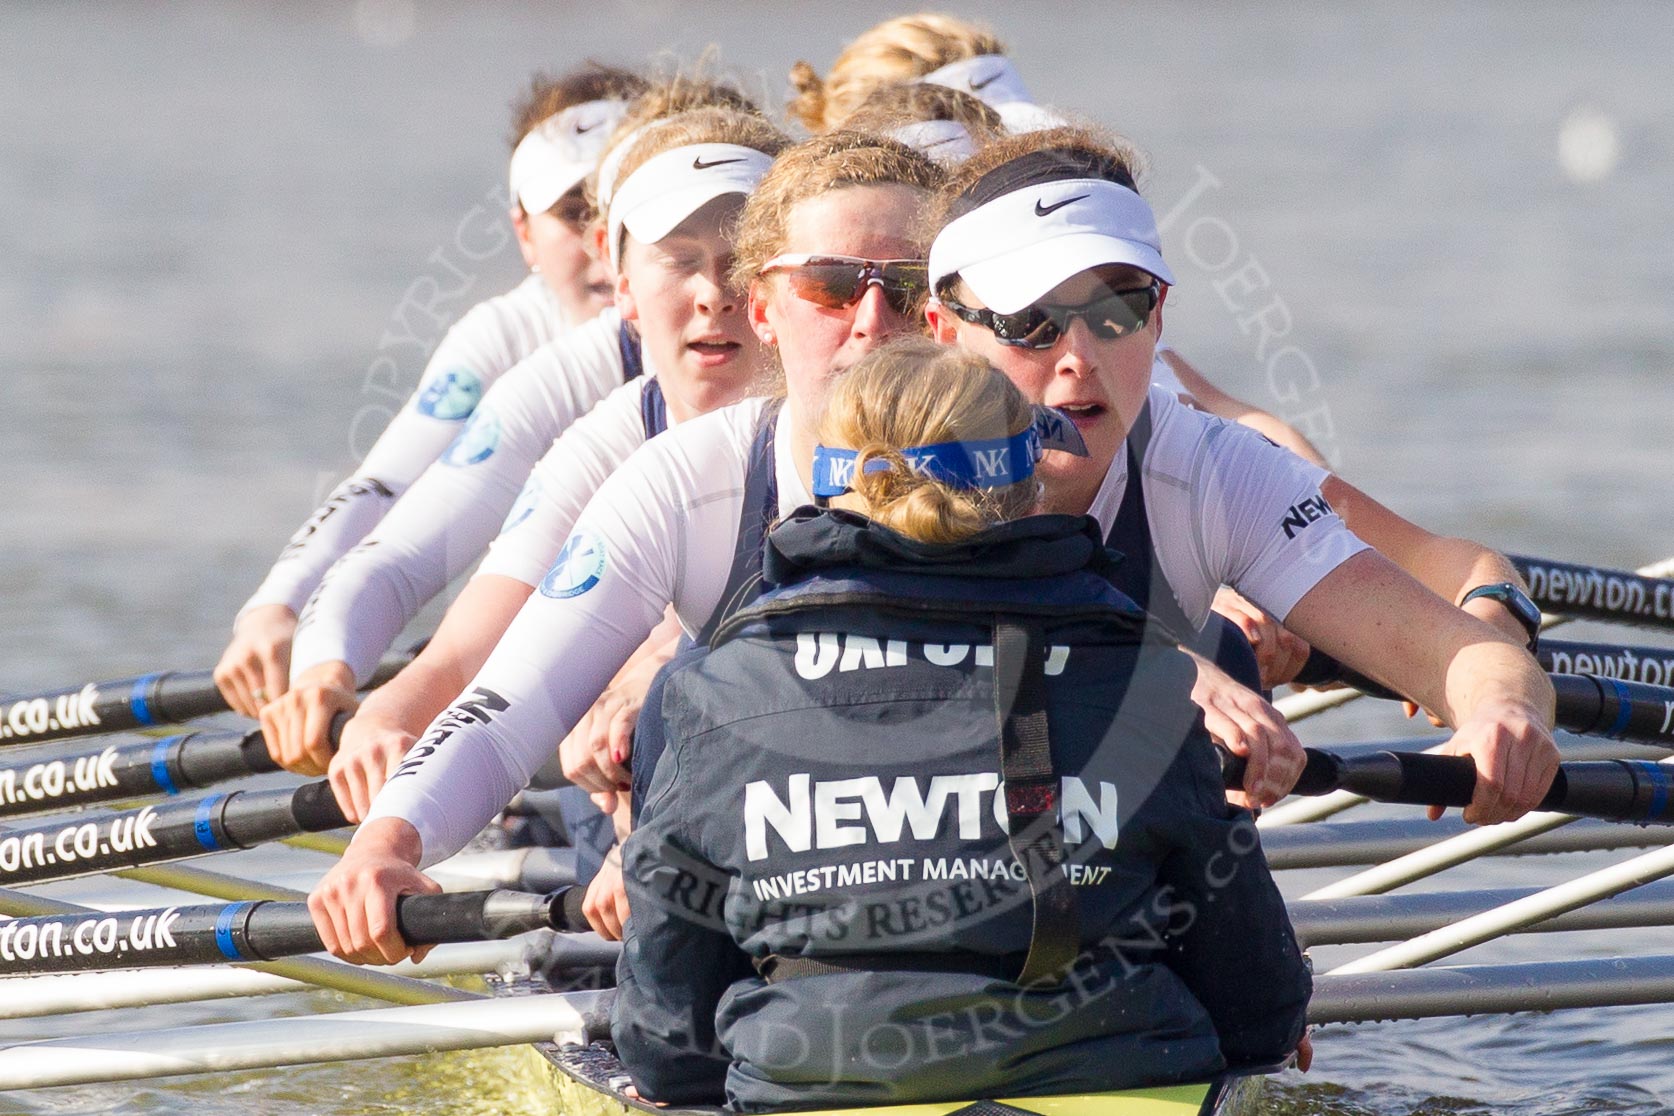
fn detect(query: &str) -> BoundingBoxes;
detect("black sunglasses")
[759,254,928,316]
[936,280,1160,349]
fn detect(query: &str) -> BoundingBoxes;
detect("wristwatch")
[1460,582,1542,652]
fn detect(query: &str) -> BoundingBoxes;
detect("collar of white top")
[606,143,773,269]
[928,178,1174,314]
[507,99,629,214]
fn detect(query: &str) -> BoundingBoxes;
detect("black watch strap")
[1460,582,1542,652]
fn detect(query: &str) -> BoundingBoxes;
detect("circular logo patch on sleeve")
[501,474,542,533]
[416,368,484,420]
[540,532,606,598]
[441,410,501,467]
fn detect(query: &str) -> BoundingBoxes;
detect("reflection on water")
[3,1,1673,1113]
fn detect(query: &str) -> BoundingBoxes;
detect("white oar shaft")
[0,990,601,1090]
[1302,809,1576,899]
[1256,787,1367,828]
[0,936,542,1020]
[1329,840,1674,974]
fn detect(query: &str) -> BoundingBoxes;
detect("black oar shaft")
[1551,672,1674,745]
[0,730,277,821]
[1228,747,1674,824]
[0,781,348,888]
[0,644,419,748]
[1539,638,1674,687]
[1512,555,1674,632]
[0,889,585,977]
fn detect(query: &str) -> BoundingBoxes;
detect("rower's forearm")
[1441,640,1556,729]
[356,656,469,736]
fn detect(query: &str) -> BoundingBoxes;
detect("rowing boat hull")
[522,1040,1262,1116]
[495,973,1264,1116]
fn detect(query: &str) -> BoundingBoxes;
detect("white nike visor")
[888,119,975,165]
[920,54,1034,111]
[508,99,629,215]
[606,143,774,269]
[929,178,1174,314]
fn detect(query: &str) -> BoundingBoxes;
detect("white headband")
[606,143,773,269]
[507,99,629,214]
[929,178,1173,314]
[919,54,1034,111]
[888,119,975,165]
[594,123,647,211]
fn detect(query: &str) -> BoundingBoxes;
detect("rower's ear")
[615,266,638,322]
[747,280,774,346]
[924,299,960,344]
[510,207,537,271]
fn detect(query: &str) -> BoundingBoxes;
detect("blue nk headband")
[811,405,1089,498]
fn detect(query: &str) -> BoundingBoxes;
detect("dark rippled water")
[3,2,1673,1112]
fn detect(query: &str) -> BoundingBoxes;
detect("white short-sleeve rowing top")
[366,388,1365,865]
[239,274,569,618]
[288,310,636,684]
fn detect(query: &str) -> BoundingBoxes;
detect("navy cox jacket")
[614,509,1309,1111]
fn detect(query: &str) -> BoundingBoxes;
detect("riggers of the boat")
[490,969,1276,1116]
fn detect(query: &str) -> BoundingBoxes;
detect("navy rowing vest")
[1105,404,1261,690]
[692,398,782,645]
[617,319,667,439]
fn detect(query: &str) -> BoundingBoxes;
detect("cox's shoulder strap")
[994,618,1080,986]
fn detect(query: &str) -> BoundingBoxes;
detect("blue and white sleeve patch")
[441,409,502,466]
[416,368,484,421]
[501,474,542,533]
[540,531,607,598]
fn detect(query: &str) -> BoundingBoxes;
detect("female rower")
[793,14,1332,476]
[837,81,1003,165]
[215,64,644,718]
[789,13,1047,134]
[305,131,947,962]
[613,337,1310,1109]
[263,105,788,782]
[923,127,1559,822]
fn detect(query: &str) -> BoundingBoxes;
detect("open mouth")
[687,339,742,360]
[1052,402,1105,426]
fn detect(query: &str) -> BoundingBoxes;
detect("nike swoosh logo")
[693,156,744,170]
[1034,194,1087,217]
[969,73,1001,91]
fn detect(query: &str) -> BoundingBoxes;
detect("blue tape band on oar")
[1606,677,1635,737]
[149,736,181,796]
[1637,761,1672,820]
[128,673,162,727]
[193,794,226,850]
[214,901,255,960]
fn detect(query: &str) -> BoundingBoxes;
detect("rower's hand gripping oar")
[0,887,591,978]
[1222,746,1674,824]
[0,641,424,749]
